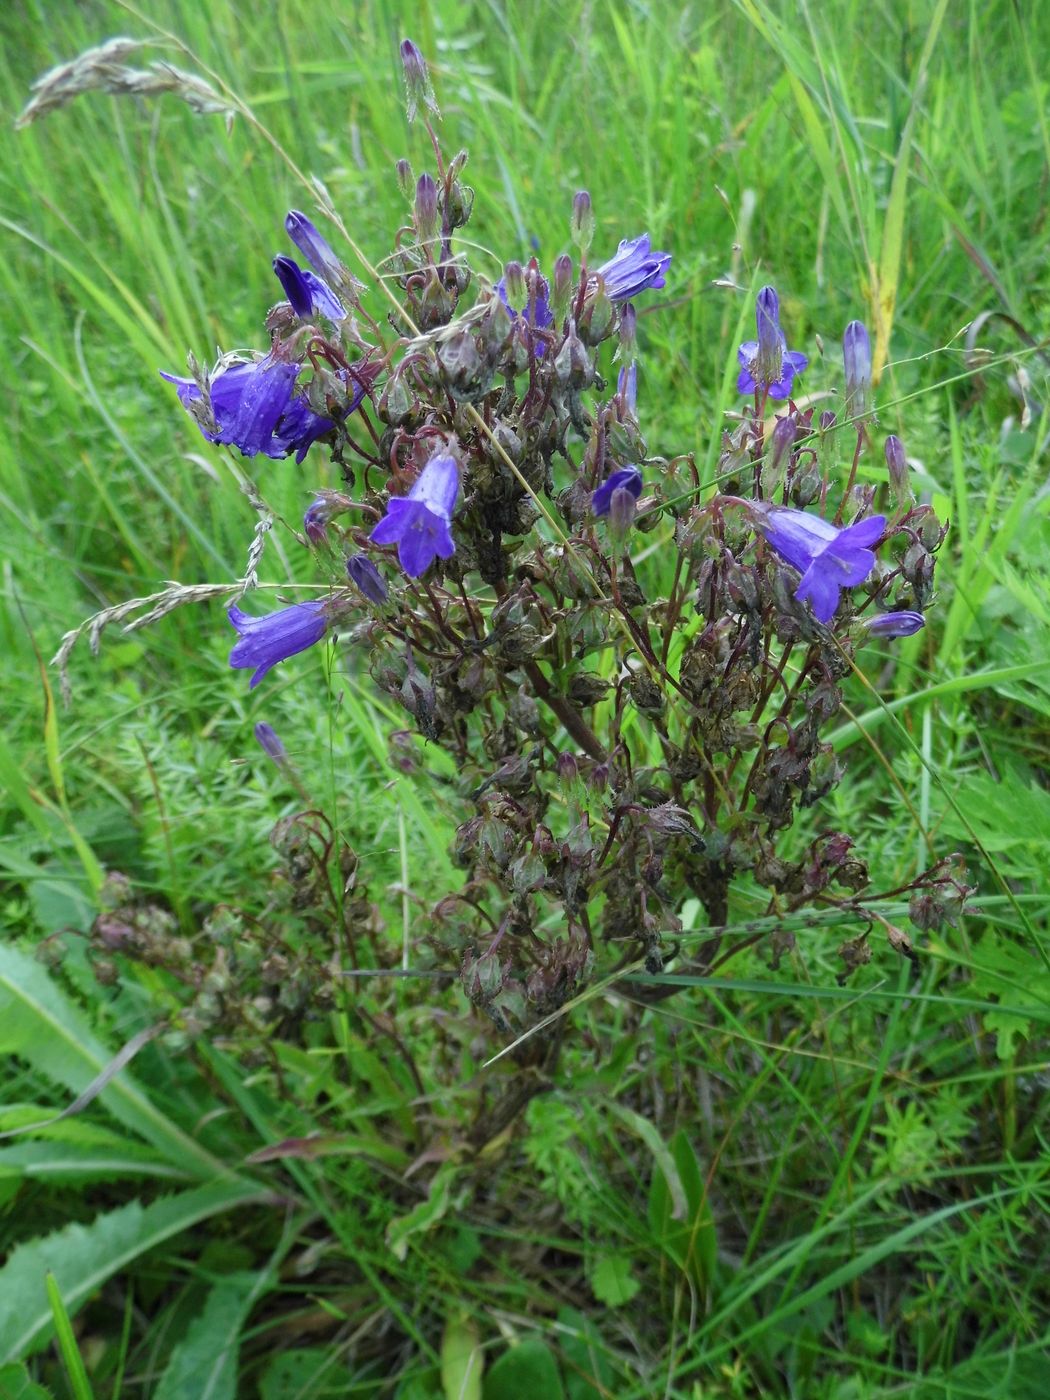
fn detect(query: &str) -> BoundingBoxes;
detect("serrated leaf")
[154,1270,271,1400]
[0,1179,270,1361]
[0,944,222,1176]
[483,1340,563,1400]
[588,1255,640,1308]
[441,1313,482,1400]
[0,1361,56,1397]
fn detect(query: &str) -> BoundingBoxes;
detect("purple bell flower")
[757,505,885,623]
[161,358,334,463]
[737,286,808,400]
[273,255,346,321]
[228,600,328,688]
[592,465,643,517]
[593,235,671,301]
[862,610,925,638]
[369,452,459,578]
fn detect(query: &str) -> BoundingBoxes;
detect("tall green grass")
[0,1,1048,1396]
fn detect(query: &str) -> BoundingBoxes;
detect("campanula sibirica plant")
[52,35,965,1078]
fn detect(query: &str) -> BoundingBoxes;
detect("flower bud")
[608,485,637,540]
[553,325,593,388]
[862,610,925,638]
[755,286,784,390]
[254,722,286,764]
[285,210,343,284]
[843,319,872,421]
[400,38,439,123]
[819,410,836,433]
[437,327,484,398]
[347,554,389,605]
[395,158,414,197]
[556,752,579,783]
[551,253,573,322]
[414,172,439,246]
[446,179,474,229]
[303,496,331,545]
[617,363,638,417]
[571,189,595,254]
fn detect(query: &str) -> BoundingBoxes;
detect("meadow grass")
[0,1,1048,1396]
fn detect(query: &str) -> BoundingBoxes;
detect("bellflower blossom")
[228,600,328,688]
[594,235,671,301]
[592,465,643,517]
[756,505,885,623]
[272,255,346,321]
[161,358,334,463]
[370,453,459,578]
[737,286,808,400]
[862,610,925,639]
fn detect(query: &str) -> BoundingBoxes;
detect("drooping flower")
[756,505,885,623]
[228,600,328,688]
[161,358,334,463]
[347,554,389,604]
[737,286,808,400]
[369,453,459,578]
[592,465,643,517]
[594,235,671,301]
[272,255,345,321]
[862,610,925,638]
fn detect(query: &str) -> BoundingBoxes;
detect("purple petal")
[273,256,314,317]
[592,465,643,516]
[302,269,346,320]
[795,564,841,623]
[409,453,459,519]
[369,497,419,546]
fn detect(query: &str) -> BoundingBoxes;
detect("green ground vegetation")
[0,0,1048,1396]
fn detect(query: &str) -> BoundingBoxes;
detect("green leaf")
[0,1141,189,1184]
[385,1163,460,1262]
[440,1313,483,1400]
[0,1363,54,1398]
[0,1179,270,1361]
[154,1271,271,1400]
[259,1349,338,1400]
[0,944,224,1177]
[555,1307,613,1400]
[45,1274,94,1400]
[483,1340,564,1400]
[647,1130,718,1297]
[588,1255,640,1308]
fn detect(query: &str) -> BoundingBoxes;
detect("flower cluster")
[142,37,954,1041]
